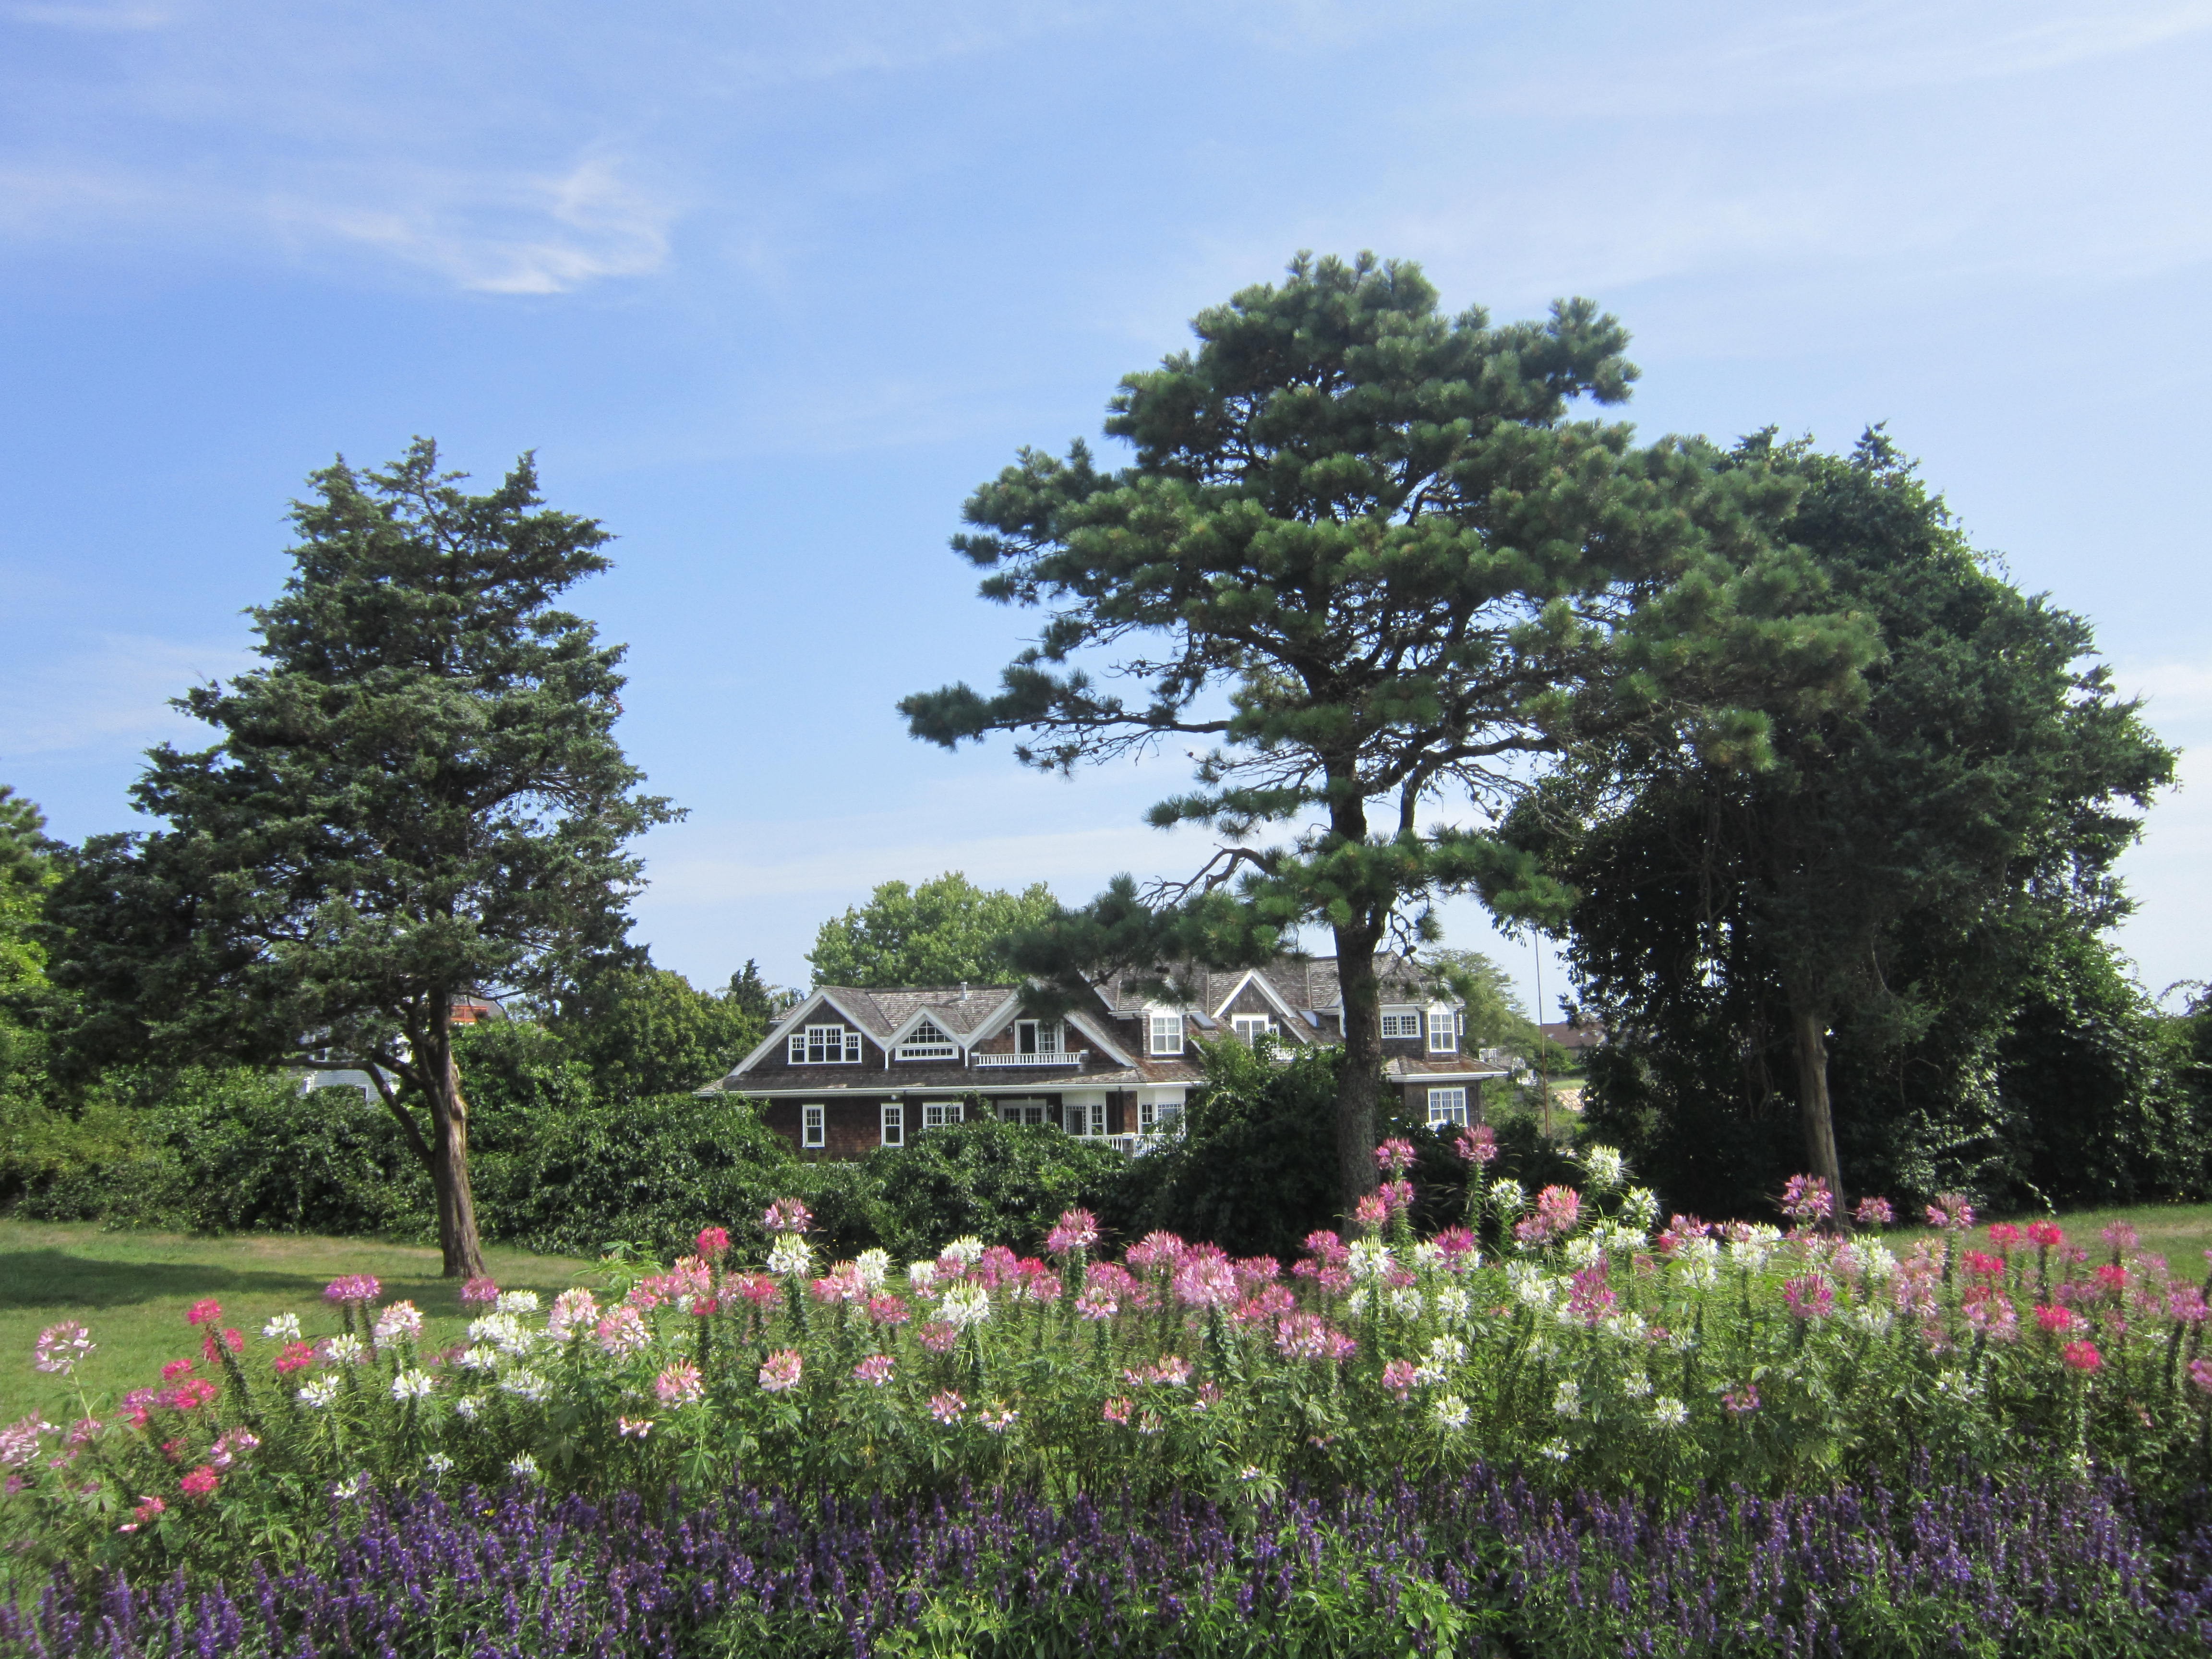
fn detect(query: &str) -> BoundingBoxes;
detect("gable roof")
[1093,952,1439,1015]
[730,984,1020,1076]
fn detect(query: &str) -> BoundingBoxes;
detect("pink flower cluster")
[1779,1175,1834,1225]
[763,1197,813,1234]
[1514,1184,1582,1246]
[323,1274,381,1305]
[1045,1208,1099,1255]
[1375,1138,1417,1177]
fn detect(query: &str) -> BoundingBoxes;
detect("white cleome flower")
[456,1345,501,1372]
[1427,1334,1469,1366]
[1620,1187,1660,1229]
[1410,1241,1443,1271]
[938,1281,992,1330]
[494,1290,541,1315]
[906,1260,938,1291]
[1563,1236,1601,1270]
[1412,1362,1446,1387]
[1435,1287,1473,1322]
[425,1453,456,1476]
[1581,1146,1626,1191]
[467,1313,538,1358]
[1621,1372,1653,1399]
[1538,1438,1571,1462]
[1346,1238,1393,1283]
[507,1453,541,1480]
[854,1249,892,1289]
[500,1369,551,1404]
[262,1313,302,1342]
[331,1472,372,1500]
[1388,1286,1425,1319]
[391,1370,436,1402]
[941,1236,986,1266]
[1552,1381,1583,1419]
[1430,1395,1471,1431]
[1847,1304,1895,1337]
[1489,1180,1526,1218]
[1343,1287,1372,1317]
[454,1396,483,1422]
[297,1377,341,1408]
[321,1335,367,1366]
[1650,1396,1689,1430]
[767,1235,814,1278]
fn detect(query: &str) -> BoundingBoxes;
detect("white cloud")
[0,633,253,760]
[2115,661,2212,727]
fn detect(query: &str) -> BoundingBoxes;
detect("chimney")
[959,982,969,1002]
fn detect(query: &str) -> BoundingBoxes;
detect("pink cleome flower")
[208,1429,258,1470]
[1986,1223,2022,1251]
[617,1417,654,1439]
[866,1293,913,1326]
[1455,1124,1500,1166]
[1962,1251,2008,1281]
[1353,1194,1390,1231]
[324,1274,381,1305]
[2027,1221,2065,1250]
[273,1341,317,1374]
[852,1354,895,1386]
[757,1349,803,1394]
[1045,1209,1100,1255]
[160,1358,197,1384]
[1381,1360,1418,1401]
[1515,1185,1583,1247]
[2101,1221,2141,1255]
[1782,1275,1837,1320]
[916,1321,959,1354]
[202,1329,243,1363]
[2061,1340,2104,1373]
[1125,1231,1188,1273]
[695,1226,731,1261]
[1374,1139,1417,1177]
[460,1277,500,1306]
[33,1322,94,1377]
[1721,1382,1761,1417]
[654,1360,705,1406]
[1434,1226,1479,1269]
[763,1197,813,1235]
[1380,1179,1415,1216]
[1925,1194,1975,1233]
[2188,1357,2212,1397]
[1852,1196,1895,1228]
[1274,1313,1356,1363]
[1101,1397,1133,1426]
[119,1495,165,1533]
[1301,1230,1350,1267]
[928,1391,965,1425]
[179,1466,218,1502]
[1172,1252,1239,1310]
[1779,1175,1834,1225]
[594,1308,650,1359]
[185,1299,223,1328]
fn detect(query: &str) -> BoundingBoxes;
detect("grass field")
[0,1222,596,1423]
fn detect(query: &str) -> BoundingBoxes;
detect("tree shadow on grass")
[0,1250,453,1311]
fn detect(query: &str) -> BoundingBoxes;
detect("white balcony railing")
[970,1049,1087,1068]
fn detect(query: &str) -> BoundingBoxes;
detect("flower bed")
[4,1141,2212,1584]
[4,1469,2210,1657]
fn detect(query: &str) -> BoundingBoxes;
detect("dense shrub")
[836,1116,1133,1261]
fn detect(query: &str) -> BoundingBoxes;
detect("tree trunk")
[1331,921,1385,1216]
[1788,996,1848,1214]
[422,1023,489,1279]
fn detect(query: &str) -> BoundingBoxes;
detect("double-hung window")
[880,1103,904,1147]
[1426,1010,1458,1054]
[1427,1087,1469,1128]
[922,1100,964,1130]
[1139,1097,1185,1137]
[1149,1012,1184,1056]
[1015,1019,1061,1055]
[801,1105,826,1148]
[1232,1014,1276,1047]
[791,1023,863,1064]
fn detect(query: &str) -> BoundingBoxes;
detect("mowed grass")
[1886,1199,2212,1267]
[0,1222,597,1423]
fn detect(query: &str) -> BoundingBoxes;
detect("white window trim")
[1014,1019,1062,1055]
[791,1023,864,1065]
[894,1016,961,1062]
[1231,1014,1276,1046]
[1148,1011,1185,1056]
[1426,1010,1458,1054]
[921,1100,964,1129]
[1381,1008,1423,1039]
[880,1102,904,1147]
[1139,1097,1185,1137]
[801,1104,826,1148]
[1427,1086,1469,1128]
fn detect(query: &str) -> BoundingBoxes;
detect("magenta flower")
[866,1293,912,1325]
[2062,1340,2103,1373]
[1381,1359,1417,1401]
[185,1299,223,1328]
[757,1349,803,1394]
[1566,1262,1617,1326]
[763,1197,813,1234]
[1514,1184,1583,1246]
[2100,1220,2140,1255]
[1455,1124,1499,1166]
[852,1354,895,1386]
[1779,1175,1834,1225]
[1380,1179,1415,1216]
[2025,1220,2064,1250]
[1045,1208,1100,1255]
[654,1360,705,1406]
[1925,1194,1975,1232]
[1434,1226,1479,1269]
[1374,1138,1417,1177]
[1302,1229,1350,1266]
[179,1465,218,1502]
[594,1308,650,1358]
[1963,1290,2019,1343]
[1125,1231,1188,1272]
[1172,1252,1238,1310]
[928,1390,965,1425]
[460,1277,500,1306]
[324,1274,381,1305]
[1721,1382,1761,1417]
[1851,1196,1895,1227]
[916,1321,959,1354]
[695,1226,731,1261]
[1353,1193,1390,1230]
[2187,1357,2212,1396]
[1101,1397,1132,1425]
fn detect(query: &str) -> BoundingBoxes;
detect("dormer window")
[897,1017,959,1061]
[1232,1014,1276,1046]
[1015,1019,1062,1055]
[1380,1009,1423,1039]
[789,1023,863,1064]
[1426,1010,1457,1054]
[1149,1013,1184,1056]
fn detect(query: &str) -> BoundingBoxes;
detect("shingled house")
[714,954,1506,1159]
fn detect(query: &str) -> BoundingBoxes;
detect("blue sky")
[2,0,2208,1015]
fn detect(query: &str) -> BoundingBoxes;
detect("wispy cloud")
[0,633,252,760]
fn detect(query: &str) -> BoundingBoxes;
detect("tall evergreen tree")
[44,441,674,1275]
[903,253,1873,1211]
[1510,433,2175,1211]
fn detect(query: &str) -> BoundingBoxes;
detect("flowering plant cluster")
[7,1157,2212,1567]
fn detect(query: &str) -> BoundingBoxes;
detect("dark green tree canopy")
[44,440,675,1273]
[904,253,1874,1209]
[807,872,1058,987]
[1516,432,2176,1211]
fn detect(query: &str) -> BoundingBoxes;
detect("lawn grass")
[0,1222,597,1424]
[1885,1198,2212,1268]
